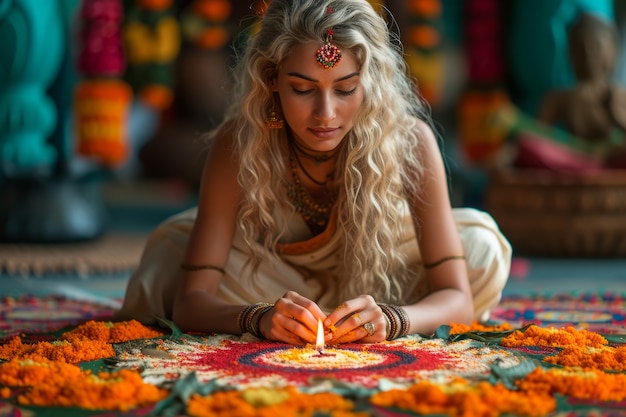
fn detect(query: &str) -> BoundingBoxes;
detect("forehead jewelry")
[316,7,342,69]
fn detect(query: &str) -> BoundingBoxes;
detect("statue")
[0,0,107,242]
[538,13,626,148]
[511,12,626,171]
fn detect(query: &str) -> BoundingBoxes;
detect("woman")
[117,0,511,345]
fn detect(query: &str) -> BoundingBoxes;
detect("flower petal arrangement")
[0,319,625,416]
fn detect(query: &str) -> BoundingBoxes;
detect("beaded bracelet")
[390,304,410,338]
[238,303,274,338]
[378,303,410,340]
[378,303,398,340]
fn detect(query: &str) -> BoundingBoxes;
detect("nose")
[313,91,336,122]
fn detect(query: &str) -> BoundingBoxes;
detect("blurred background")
[2,0,626,261]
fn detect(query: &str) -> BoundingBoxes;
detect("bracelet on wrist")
[238,303,274,339]
[377,303,410,340]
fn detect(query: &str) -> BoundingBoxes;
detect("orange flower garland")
[181,0,231,50]
[0,357,167,411]
[0,320,167,412]
[61,319,165,343]
[0,358,83,387]
[192,0,231,21]
[543,345,626,371]
[407,26,440,49]
[449,321,512,334]
[500,325,608,349]
[518,368,626,402]
[407,0,441,17]
[74,79,132,167]
[370,379,556,417]
[18,369,167,411]
[0,337,114,363]
[187,386,367,417]
[0,320,163,363]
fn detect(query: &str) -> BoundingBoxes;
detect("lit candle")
[315,318,325,354]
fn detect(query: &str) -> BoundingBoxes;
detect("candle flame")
[315,318,324,352]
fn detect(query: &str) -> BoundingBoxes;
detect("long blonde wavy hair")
[216,0,432,303]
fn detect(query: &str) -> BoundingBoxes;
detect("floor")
[1,179,625,302]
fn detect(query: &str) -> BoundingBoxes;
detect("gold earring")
[265,107,284,129]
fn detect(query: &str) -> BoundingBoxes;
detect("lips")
[309,128,339,138]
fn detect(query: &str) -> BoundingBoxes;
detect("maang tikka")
[316,7,342,69]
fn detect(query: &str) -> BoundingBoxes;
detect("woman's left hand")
[324,295,387,343]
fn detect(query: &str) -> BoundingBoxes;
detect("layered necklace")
[286,129,338,235]
[290,135,336,166]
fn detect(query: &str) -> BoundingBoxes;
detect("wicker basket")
[485,169,626,257]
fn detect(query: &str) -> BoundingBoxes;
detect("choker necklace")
[291,138,336,165]
[286,128,338,166]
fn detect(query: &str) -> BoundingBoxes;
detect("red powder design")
[116,335,524,391]
[168,340,453,387]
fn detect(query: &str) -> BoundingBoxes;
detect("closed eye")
[293,88,313,95]
[337,88,358,96]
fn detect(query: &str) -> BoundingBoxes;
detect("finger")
[265,324,308,345]
[284,291,327,319]
[325,296,376,340]
[328,311,366,341]
[262,310,311,345]
[328,299,390,343]
[331,327,365,344]
[325,295,374,326]
[269,304,317,344]
[333,321,385,344]
[279,292,326,333]
[284,314,318,344]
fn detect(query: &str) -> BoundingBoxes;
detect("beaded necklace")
[288,139,333,186]
[290,136,337,166]
[287,154,337,235]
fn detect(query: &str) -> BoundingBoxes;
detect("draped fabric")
[117,206,511,325]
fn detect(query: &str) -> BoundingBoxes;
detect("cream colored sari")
[116,205,511,325]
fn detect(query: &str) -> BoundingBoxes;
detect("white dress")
[116,205,512,325]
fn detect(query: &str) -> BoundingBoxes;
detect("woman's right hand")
[259,291,326,345]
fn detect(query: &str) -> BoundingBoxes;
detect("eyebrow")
[286,72,360,83]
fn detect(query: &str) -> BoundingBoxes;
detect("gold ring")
[351,313,362,326]
[363,322,375,336]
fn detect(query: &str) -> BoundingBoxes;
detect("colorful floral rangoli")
[113,333,526,389]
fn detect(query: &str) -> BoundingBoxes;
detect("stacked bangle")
[378,303,410,340]
[237,303,274,339]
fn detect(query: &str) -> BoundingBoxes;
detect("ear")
[269,77,278,92]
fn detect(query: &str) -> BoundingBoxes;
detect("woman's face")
[275,42,364,153]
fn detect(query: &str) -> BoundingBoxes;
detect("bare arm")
[403,119,474,334]
[171,127,244,334]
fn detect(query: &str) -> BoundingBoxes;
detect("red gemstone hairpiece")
[316,7,342,69]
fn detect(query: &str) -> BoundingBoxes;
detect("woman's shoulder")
[403,116,439,158]
[411,116,436,142]
[205,121,239,160]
